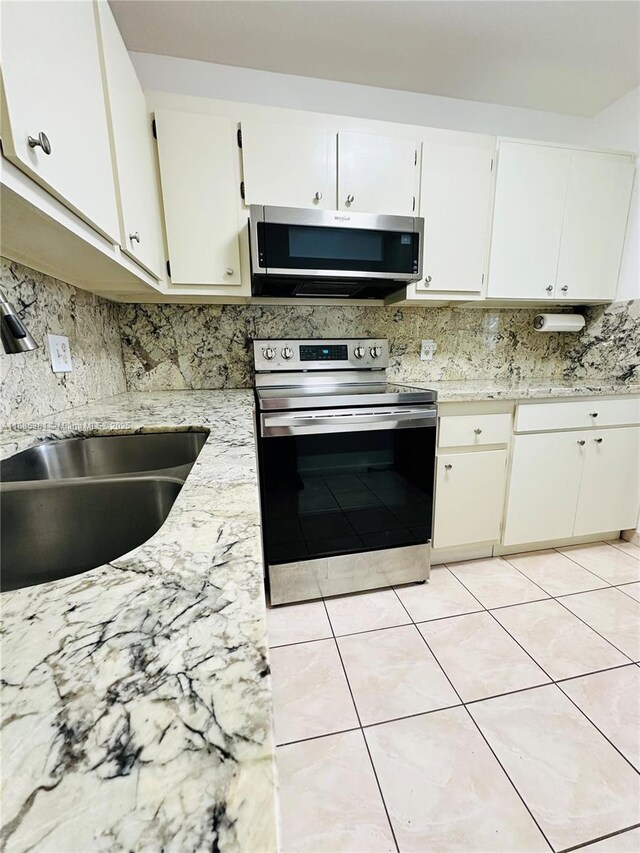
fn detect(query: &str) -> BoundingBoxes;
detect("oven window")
[257,222,419,274]
[260,427,435,564]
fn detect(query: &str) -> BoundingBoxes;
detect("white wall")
[132,53,639,299]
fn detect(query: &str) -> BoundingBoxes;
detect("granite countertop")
[0,391,277,853]
[411,377,640,402]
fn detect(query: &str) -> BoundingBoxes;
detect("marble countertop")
[411,377,640,402]
[0,391,277,853]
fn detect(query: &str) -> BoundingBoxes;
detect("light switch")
[47,334,73,372]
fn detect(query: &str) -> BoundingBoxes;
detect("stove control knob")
[370,346,383,359]
[262,347,276,360]
[281,346,293,360]
[354,346,366,359]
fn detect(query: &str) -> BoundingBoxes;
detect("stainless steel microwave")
[249,205,424,299]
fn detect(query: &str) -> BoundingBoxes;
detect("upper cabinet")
[337,132,419,215]
[414,141,495,297]
[96,2,165,279]
[154,109,242,287]
[240,121,337,209]
[487,141,635,302]
[0,0,120,242]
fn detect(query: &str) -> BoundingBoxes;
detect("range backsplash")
[0,259,126,429]
[118,300,639,391]
[1,257,638,428]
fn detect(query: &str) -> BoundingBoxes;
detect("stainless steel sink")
[1,476,182,592]
[0,431,208,592]
[1,431,208,482]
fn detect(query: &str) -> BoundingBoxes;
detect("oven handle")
[261,406,437,437]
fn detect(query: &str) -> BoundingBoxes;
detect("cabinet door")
[434,450,507,548]
[96,2,164,279]
[0,0,119,241]
[416,143,494,294]
[502,432,585,545]
[487,142,570,299]
[555,151,635,302]
[154,110,241,286]
[574,427,640,536]
[337,132,419,215]
[240,121,337,209]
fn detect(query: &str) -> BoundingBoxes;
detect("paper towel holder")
[533,313,586,332]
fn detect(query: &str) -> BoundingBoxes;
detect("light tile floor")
[268,540,640,853]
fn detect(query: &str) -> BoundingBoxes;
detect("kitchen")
[1,1,639,851]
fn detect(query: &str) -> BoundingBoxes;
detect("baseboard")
[431,543,494,565]
[621,527,640,547]
[494,530,620,557]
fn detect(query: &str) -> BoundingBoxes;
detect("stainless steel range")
[254,338,437,605]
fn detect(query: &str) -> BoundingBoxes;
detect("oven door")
[258,405,436,566]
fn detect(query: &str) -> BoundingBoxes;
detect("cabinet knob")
[425,275,432,284]
[346,194,355,204]
[474,428,482,435]
[314,191,323,201]
[577,440,586,446]
[545,285,554,293]
[129,231,141,243]
[444,463,453,470]
[561,285,569,292]
[27,131,52,155]
[225,267,234,276]
[595,437,603,444]
[590,412,598,418]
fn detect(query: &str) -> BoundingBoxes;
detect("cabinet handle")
[444,463,453,470]
[27,131,52,155]
[129,231,141,243]
[561,285,569,292]
[590,412,598,418]
[314,191,323,201]
[545,285,554,293]
[577,440,586,446]
[594,437,603,444]
[225,267,234,276]
[346,194,355,204]
[425,275,432,284]
[474,428,482,435]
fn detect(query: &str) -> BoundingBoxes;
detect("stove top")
[255,381,436,411]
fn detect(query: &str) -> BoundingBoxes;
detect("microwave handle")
[261,408,436,437]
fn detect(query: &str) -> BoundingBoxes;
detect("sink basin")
[1,476,182,592]
[1,431,207,482]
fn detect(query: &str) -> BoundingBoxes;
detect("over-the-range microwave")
[249,205,424,299]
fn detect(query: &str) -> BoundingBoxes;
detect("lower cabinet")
[434,450,507,548]
[503,426,640,545]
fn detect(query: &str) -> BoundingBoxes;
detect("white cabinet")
[487,141,635,302]
[503,424,640,545]
[240,121,337,209]
[0,0,119,241]
[555,151,635,302]
[337,132,419,215]
[503,432,585,545]
[415,142,494,295]
[574,427,640,536]
[154,110,242,287]
[434,450,507,548]
[96,1,164,279]
[487,142,570,300]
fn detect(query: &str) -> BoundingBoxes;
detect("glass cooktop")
[255,381,437,411]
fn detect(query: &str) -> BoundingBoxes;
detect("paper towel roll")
[534,313,585,332]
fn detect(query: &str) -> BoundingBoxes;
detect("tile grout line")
[549,541,638,586]
[391,585,556,853]
[553,591,636,663]
[321,597,401,853]
[558,821,640,853]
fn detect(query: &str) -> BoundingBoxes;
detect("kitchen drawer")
[438,413,512,448]
[515,396,640,433]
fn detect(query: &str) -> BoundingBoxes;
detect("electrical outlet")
[420,339,437,361]
[47,334,73,372]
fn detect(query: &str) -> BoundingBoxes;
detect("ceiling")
[109,0,640,117]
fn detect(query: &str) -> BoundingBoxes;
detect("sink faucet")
[0,287,38,354]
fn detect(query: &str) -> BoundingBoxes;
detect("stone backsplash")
[0,259,127,429]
